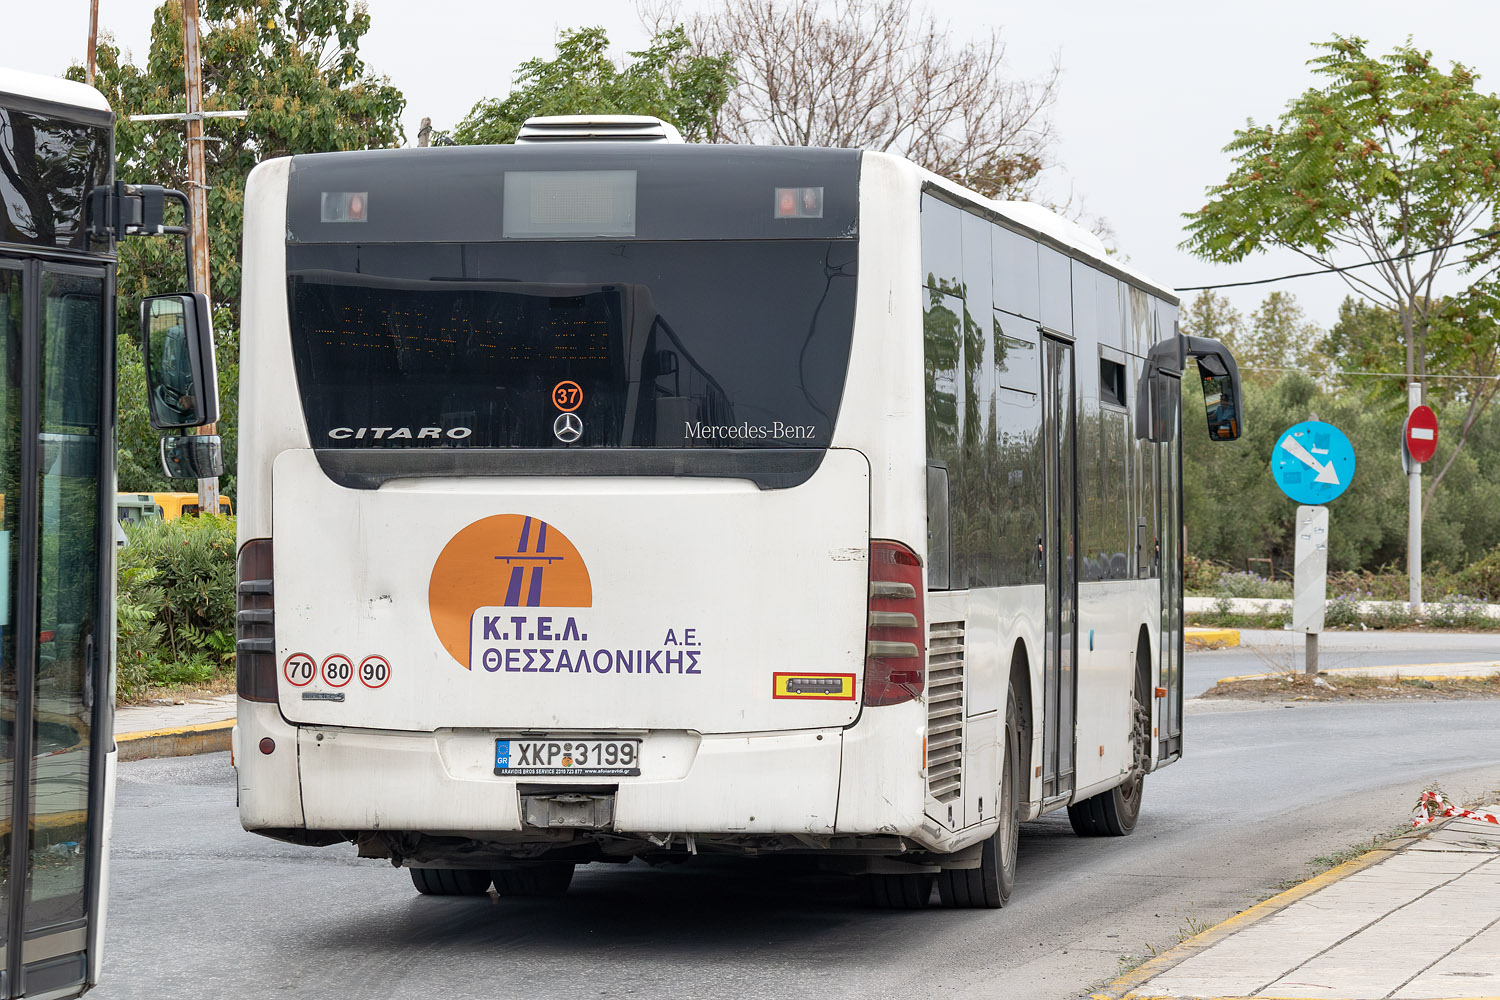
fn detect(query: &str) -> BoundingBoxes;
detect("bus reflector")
[236,538,277,702]
[863,540,924,707]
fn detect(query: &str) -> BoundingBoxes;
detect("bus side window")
[927,462,950,590]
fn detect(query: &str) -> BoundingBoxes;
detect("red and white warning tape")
[1411,789,1500,827]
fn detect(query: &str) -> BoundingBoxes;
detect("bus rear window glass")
[503,171,636,238]
[286,240,857,450]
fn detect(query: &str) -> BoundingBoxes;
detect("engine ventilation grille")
[926,620,965,804]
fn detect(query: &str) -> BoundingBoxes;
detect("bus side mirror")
[141,293,220,429]
[160,435,224,479]
[1182,335,1243,442]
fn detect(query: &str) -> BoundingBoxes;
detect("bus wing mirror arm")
[88,183,196,293]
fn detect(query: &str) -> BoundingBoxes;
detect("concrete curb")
[1185,628,1240,648]
[116,719,232,762]
[1087,824,1444,1000]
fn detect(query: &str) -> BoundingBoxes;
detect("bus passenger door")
[1155,373,1184,761]
[1040,336,1076,801]
[0,258,111,999]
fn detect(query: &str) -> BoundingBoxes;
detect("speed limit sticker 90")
[284,653,316,687]
[321,654,354,687]
[359,655,392,689]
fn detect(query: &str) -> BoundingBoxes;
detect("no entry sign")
[1405,405,1438,464]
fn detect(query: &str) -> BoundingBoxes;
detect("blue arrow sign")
[1272,421,1355,504]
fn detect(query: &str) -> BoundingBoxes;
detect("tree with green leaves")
[1180,290,1325,386]
[73,0,405,324]
[1321,294,1500,512]
[69,0,405,492]
[1182,35,1500,497]
[452,26,732,146]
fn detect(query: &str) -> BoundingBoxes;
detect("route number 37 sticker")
[552,380,582,412]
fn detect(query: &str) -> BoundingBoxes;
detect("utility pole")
[182,0,218,515]
[86,0,100,85]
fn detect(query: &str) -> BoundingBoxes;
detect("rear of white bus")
[232,145,944,876]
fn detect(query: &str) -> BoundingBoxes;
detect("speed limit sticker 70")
[321,654,354,687]
[284,653,316,687]
[359,655,392,689]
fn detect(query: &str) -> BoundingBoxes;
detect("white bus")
[232,120,1241,909]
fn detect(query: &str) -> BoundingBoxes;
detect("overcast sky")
[10,0,1500,331]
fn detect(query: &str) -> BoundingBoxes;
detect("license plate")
[494,738,641,777]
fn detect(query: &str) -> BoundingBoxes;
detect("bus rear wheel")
[865,872,935,909]
[491,862,575,897]
[939,690,1024,908]
[410,867,493,896]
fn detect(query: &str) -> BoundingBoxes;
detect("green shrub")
[1324,594,1364,629]
[1214,570,1293,600]
[1449,546,1500,603]
[116,515,235,699]
[1184,554,1224,595]
[1422,595,1492,630]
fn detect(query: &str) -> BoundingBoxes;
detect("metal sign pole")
[1407,382,1422,614]
[1292,505,1328,675]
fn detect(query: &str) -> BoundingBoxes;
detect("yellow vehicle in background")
[148,491,233,519]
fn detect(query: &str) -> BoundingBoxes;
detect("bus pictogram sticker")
[552,380,583,412]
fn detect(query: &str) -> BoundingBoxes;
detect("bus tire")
[938,690,1023,908]
[410,867,493,896]
[865,872,935,909]
[492,862,575,897]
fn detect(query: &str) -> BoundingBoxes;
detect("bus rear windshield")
[287,241,857,451]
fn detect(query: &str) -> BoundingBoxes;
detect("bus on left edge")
[0,65,222,999]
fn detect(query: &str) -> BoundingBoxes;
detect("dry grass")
[1205,671,1500,702]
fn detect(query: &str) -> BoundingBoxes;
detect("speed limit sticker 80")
[321,654,354,687]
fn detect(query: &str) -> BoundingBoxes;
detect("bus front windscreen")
[286,240,857,452]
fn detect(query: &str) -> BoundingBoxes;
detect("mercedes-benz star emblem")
[553,411,583,444]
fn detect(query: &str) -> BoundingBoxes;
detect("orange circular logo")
[552,381,583,412]
[428,515,593,668]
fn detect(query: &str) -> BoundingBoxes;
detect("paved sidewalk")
[114,692,234,761]
[1094,809,1500,1000]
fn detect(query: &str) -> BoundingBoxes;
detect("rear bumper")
[236,698,930,842]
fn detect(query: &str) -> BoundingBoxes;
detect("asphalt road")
[1186,628,1499,696]
[92,669,1500,999]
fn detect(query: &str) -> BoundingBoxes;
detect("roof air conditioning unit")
[515,115,685,144]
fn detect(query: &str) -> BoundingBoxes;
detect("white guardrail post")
[1292,505,1329,674]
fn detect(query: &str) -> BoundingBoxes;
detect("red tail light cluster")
[863,540,925,707]
[237,538,277,703]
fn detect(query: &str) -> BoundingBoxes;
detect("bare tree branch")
[687,0,1059,202]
